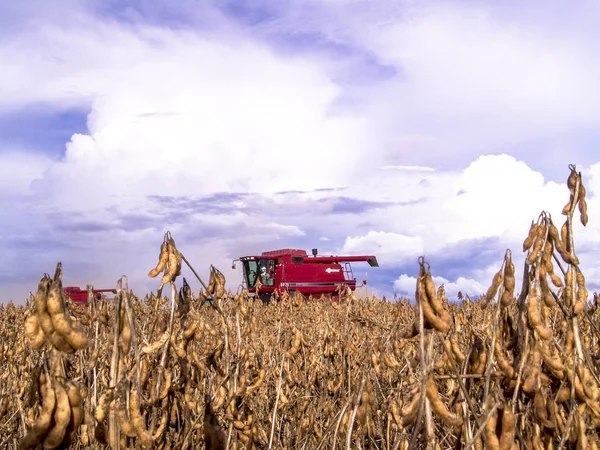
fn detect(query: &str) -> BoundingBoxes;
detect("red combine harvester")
[63,286,117,305]
[231,248,379,303]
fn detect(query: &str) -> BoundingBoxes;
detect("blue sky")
[2,0,600,303]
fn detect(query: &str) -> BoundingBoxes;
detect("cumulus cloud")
[393,274,487,302]
[1,1,600,303]
[247,0,600,177]
[341,231,424,267]
[0,151,53,194]
[2,11,370,205]
[333,155,570,250]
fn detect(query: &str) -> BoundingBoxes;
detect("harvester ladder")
[343,262,354,281]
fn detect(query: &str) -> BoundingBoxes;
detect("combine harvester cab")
[63,286,117,306]
[232,248,378,303]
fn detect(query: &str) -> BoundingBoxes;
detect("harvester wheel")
[259,293,271,305]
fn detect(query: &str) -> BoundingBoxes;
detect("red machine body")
[63,286,117,305]
[233,248,378,302]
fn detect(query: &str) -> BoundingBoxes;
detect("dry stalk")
[149,281,177,434]
[346,375,366,450]
[108,282,123,450]
[268,353,286,450]
[483,265,505,410]
[464,403,500,450]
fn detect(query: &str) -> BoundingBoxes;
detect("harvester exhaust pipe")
[312,248,318,257]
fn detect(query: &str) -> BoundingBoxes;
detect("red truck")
[232,248,378,303]
[63,286,117,305]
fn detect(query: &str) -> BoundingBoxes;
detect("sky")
[2,0,600,303]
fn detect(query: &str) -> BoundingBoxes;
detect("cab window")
[243,260,259,288]
[258,259,275,286]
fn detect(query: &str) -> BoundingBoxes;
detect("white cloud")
[381,165,436,172]
[3,16,369,212]
[439,277,488,301]
[393,274,487,301]
[341,230,424,266]
[344,154,573,246]
[0,151,53,195]
[393,274,416,297]
[440,155,567,242]
[253,2,600,171]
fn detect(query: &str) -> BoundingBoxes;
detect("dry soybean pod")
[160,239,179,285]
[213,266,226,297]
[425,376,462,427]
[573,265,587,315]
[527,280,553,341]
[483,410,500,450]
[207,268,216,296]
[562,166,579,215]
[35,275,75,354]
[46,264,89,350]
[400,389,421,428]
[152,398,170,441]
[548,218,578,266]
[148,240,169,278]
[541,238,561,286]
[25,313,47,349]
[527,229,545,265]
[494,339,516,379]
[94,388,114,423]
[62,381,84,446]
[420,282,450,333]
[129,384,154,447]
[503,250,515,293]
[578,183,589,226]
[564,268,574,308]
[539,276,555,309]
[118,304,131,355]
[42,378,72,449]
[418,260,450,334]
[539,344,566,380]
[486,267,504,303]
[523,221,538,252]
[498,406,516,450]
[18,372,57,450]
